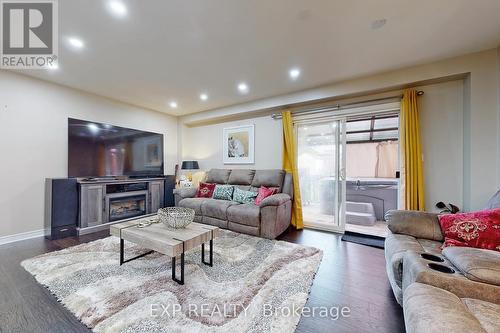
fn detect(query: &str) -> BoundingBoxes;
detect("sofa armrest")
[173,187,197,206]
[259,193,291,208]
[385,210,444,241]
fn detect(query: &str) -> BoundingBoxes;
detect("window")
[346,114,398,143]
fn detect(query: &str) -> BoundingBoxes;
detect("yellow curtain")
[282,111,304,229]
[400,89,425,210]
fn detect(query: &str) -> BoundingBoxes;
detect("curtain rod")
[271,90,424,119]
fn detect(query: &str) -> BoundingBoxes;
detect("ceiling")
[16,0,500,116]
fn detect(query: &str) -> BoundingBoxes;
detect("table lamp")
[181,161,199,181]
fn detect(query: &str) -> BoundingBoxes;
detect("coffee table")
[110,215,219,285]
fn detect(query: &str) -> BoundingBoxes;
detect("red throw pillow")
[255,186,275,205]
[195,183,216,198]
[438,208,500,251]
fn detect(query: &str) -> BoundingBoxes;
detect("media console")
[45,176,176,239]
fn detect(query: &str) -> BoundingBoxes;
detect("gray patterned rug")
[22,230,322,333]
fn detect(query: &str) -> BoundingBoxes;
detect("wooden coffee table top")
[110,216,219,257]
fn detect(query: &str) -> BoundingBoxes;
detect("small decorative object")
[158,207,195,229]
[436,202,460,214]
[181,160,199,181]
[223,124,254,164]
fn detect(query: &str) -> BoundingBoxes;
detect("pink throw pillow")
[255,186,275,205]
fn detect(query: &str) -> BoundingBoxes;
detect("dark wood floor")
[0,228,405,333]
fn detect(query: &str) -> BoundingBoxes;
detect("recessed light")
[68,37,84,49]
[371,18,387,30]
[169,101,178,109]
[200,93,208,101]
[107,0,127,17]
[237,82,249,94]
[289,68,301,80]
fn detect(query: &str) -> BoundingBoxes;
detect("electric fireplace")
[108,194,147,222]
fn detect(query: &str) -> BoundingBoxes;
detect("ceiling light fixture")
[371,18,387,30]
[68,37,84,49]
[169,101,178,109]
[200,93,208,101]
[289,68,301,80]
[107,0,127,18]
[237,82,249,94]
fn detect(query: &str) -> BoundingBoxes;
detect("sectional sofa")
[384,209,500,333]
[173,169,293,239]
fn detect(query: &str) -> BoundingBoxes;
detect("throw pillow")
[233,187,257,204]
[438,208,500,251]
[212,185,234,201]
[195,182,216,198]
[255,186,275,205]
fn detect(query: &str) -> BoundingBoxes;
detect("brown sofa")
[385,210,500,332]
[385,210,500,305]
[173,169,293,239]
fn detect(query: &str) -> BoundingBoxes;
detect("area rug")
[21,230,322,333]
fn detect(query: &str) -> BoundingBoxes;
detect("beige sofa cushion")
[228,169,255,185]
[205,169,231,184]
[201,199,239,220]
[227,203,261,227]
[385,210,444,241]
[178,198,209,215]
[403,283,490,333]
[443,247,500,286]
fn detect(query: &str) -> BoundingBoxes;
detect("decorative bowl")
[158,207,195,229]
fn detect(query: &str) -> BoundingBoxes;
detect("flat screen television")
[68,118,164,178]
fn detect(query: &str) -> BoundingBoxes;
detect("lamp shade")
[181,160,199,170]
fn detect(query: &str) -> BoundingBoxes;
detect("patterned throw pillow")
[195,182,216,198]
[212,185,234,201]
[254,186,276,205]
[233,187,257,204]
[438,208,500,251]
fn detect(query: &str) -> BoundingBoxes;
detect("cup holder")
[428,263,455,274]
[420,253,445,262]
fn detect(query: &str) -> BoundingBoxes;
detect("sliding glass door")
[296,119,346,232]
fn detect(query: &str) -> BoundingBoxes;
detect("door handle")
[340,168,346,180]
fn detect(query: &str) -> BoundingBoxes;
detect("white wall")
[181,49,500,211]
[181,115,282,170]
[0,71,178,238]
[418,80,464,212]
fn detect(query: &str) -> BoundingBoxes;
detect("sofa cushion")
[416,238,443,254]
[403,283,489,333]
[385,210,443,241]
[227,203,261,227]
[462,298,500,333]
[178,198,210,215]
[212,185,234,201]
[201,199,239,220]
[228,169,255,185]
[232,188,257,204]
[443,247,500,286]
[438,208,500,251]
[251,170,285,191]
[206,169,231,184]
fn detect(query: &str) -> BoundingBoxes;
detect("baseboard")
[0,228,47,246]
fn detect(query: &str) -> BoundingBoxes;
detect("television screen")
[68,118,164,177]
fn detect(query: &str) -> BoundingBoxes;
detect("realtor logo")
[1,0,58,69]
